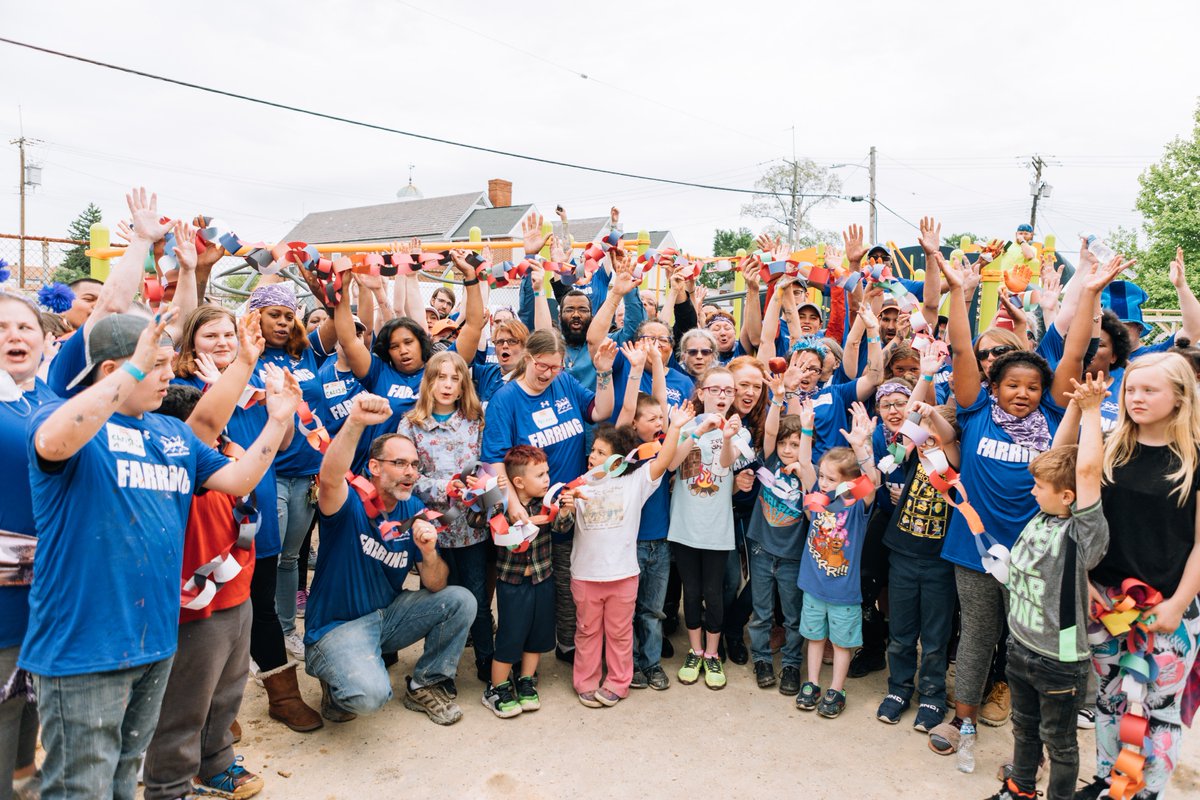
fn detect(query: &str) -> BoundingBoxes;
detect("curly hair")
[373,317,433,372]
[1092,308,1132,372]
[986,349,1053,393]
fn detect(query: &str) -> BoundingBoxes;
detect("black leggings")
[249,555,289,671]
[672,542,729,635]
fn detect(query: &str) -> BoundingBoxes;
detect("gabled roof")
[551,217,609,244]
[622,231,673,249]
[450,205,534,239]
[282,192,485,244]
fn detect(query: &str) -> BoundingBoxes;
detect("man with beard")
[304,393,475,725]
[559,278,643,390]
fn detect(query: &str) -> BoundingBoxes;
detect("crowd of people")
[0,191,1198,800]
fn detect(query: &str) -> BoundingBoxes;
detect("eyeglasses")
[640,335,673,345]
[797,365,822,375]
[878,401,908,412]
[493,337,520,348]
[976,345,1017,360]
[686,348,714,358]
[530,360,564,375]
[376,458,419,470]
[702,386,736,397]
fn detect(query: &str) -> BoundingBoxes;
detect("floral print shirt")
[396,411,485,548]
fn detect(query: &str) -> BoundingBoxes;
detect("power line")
[0,36,849,201]
[873,198,920,231]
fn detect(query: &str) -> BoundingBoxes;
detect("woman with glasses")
[606,321,695,424]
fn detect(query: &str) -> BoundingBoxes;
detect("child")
[746,374,807,696]
[794,401,880,718]
[667,366,743,690]
[988,375,1109,800]
[478,446,572,718]
[396,351,491,685]
[565,411,689,707]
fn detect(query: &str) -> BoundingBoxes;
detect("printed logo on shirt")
[329,400,352,421]
[159,434,190,458]
[897,462,949,540]
[809,510,850,578]
[387,385,416,401]
[1007,516,1059,635]
[666,387,683,406]
[554,397,573,415]
[527,418,584,449]
[975,437,1034,464]
[106,423,146,457]
[359,533,409,570]
[116,459,192,493]
[324,380,348,399]
[291,368,316,382]
[759,474,802,528]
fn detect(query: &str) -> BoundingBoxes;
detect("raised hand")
[407,238,423,256]
[171,220,198,271]
[667,400,696,431]
[823,243,844,270]
[935,252,964,290]
[449,248,477,281]
[1068,372,1110,410]
[1078,236,1100,273]
[549,236,569,265]
[1038,259,1062,314]
[522,213,549,255]
[722,414,743,440]
[857,304,879,331]
[238,309,266,365]
[917,216,941,255]
[963,259,983,299]
[349,393,395,427]
[481,244,495,265]
[1170,246,1187,289]
[194,352,222,386]
[610,207,620,226]
[798,397,815,430]
[114,218,134,244]
[355,269,384,292]
[593,338,618,373]
[265,367,303,422]
[843,223,867,265]
[920,347,944,376]
[126,187,174,243]
[128,306,178,377]
[1004,262,1032,293]
[621,341,647,372]
[741,254,761,289]
[1086,255,1137,293]
[839,401,877,450]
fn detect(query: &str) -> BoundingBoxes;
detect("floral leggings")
[1089,593,1200,798]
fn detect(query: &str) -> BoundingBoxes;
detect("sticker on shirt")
[532,407,558,429]
[809,510,851,578]
[159,434,190,458]
[324,380,348,399]
[106,423,146,457]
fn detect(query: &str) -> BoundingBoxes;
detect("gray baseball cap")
[66,313,166,390]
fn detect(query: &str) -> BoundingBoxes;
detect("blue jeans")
[35,657,175,800]
[275,474,316,636]
[633,539,671,672]
[440,542,494,667]
[886,550,956,708]
[305,586,475,716]
[747,543,804,668]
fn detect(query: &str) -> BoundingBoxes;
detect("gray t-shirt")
[668,429,734,551]
[1007,500,1109,662]
[746,454,806,560]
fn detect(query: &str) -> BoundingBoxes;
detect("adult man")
[305,393,475,726]
[24,310,300,800]
[429,286,456,319]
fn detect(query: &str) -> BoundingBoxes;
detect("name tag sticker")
[532,408,558,429]
[106,423,146,457]
[324,380,347,399]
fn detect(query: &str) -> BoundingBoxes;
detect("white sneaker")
[285,632,306,662]
[249,658,264,687]
[1077,707,1096,729]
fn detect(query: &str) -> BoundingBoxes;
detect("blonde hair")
[1104,352,1200,505]
[404,350,482,426]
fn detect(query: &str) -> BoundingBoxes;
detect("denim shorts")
[494,576,555,664]
[799,595,863,649]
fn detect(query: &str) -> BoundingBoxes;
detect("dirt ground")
[229,604,1200,800]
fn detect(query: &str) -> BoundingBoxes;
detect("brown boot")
[261,661,323,732]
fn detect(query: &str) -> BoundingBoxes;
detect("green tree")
[52,203,103,284]
[1129,100,1200,309]
[701,227,755,290]
[943,232,983,249]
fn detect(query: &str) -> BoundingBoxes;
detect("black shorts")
[494,576,555,663]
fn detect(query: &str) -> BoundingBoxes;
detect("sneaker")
[192,756,262,799]
[817,688,847,718]
[577,690,603,708]
[630,669,649,690]
[913,703,946,733]
[779,665,801,697]
[848,648,886,678]
[1076,707,1096,730]
[1073,776,1110,800]
[646,665,670,691]
[403,678,463,725]
[295,589,308,619]
[703,655,726,689]
[981,681,1011,727]
[482,681,522,718]
[515,675,540,711]
[660,635,675,659]
[796,682,821,711]
[319,680,357,723]
[678,650,703,685]
[876,693,909,724]
[928,720,961,755]
[754,660,777,689]
[983,778,1039,799]
[248,659,263,688]
[595,687,620,707]
[726,637,749,665]
[439,676,458,699]
[283,632,306,662]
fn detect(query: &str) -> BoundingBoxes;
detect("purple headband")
[875,381,912,402]
[248,284,298,312]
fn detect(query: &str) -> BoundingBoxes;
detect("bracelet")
[596,369,613,378]
[867,336,881,344]
[801,428,814,437]
[463,277,479,287]
[922,374,934,383]
[770,397,784,407]
[121,362,147,382]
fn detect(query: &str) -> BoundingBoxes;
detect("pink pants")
[570,576,638,696]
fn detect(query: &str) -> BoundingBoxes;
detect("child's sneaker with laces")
[678,650,703,685]
[191,756,263,799]
[796,681,821,711]
[515,675,540,711]
[482,681,522,718]
[817,688,846,718]
[703,654,726,689]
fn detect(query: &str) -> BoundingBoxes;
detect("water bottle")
[957,719,977,773]
[1084,234,1137,278]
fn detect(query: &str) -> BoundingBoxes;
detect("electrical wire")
[0,36,848,201]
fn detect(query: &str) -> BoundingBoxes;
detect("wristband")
[596,370,613,378]
[922,374,934,383]
[770,397,784,407]
[801,428,814,437]
[463,277,479,287]
[121,362,147,382]
[867,336,881,344]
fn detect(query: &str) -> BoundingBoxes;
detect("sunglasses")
[975,345,1017,360]
[686,348,714,358]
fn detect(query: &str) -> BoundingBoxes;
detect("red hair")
[504,445,548,478]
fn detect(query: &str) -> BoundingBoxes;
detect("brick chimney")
[487,178,512,208]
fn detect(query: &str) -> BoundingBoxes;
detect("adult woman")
[608,320,694,422]
[0,293,56,799]
[678,328,718,379]
[174,304,321,732]
[248,284,336,660]
[1072,353,1200,799]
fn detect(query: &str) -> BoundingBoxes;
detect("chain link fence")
[0,234,84,291]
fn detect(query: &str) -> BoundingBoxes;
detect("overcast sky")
[2,0,1198,257]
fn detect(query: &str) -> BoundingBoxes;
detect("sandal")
[928,721,961,755]
[595,688,620,707]
[578,691,603,709]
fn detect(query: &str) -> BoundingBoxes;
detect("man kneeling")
[305,393,476,724]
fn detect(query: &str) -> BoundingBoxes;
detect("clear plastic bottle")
[1083,234,1115,264]
[957,719,977,773]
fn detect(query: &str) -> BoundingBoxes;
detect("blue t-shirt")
[472,361,507,407]
[47,329,87,398]
[480,373,596,486]
[799,498,871,605]
[318,360,370,474]
[609,350,695,424]
[1130,334,1175,359]
[305,489,424,646]
[172,373,282,559]
[0,379,58,648]
[1101,368,1123,433]
[637,468,672,541]
[810,380,860,466]
[940,391,1065,572]
[360,353,425,457]
[746,453,806,560]
[21,405,228,676]
[257,330,331,477]
[1035,322,1066,368]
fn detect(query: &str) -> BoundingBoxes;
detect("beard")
[561,319,589,347]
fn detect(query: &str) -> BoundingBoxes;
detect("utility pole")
[11,136,26,288]
[785,159,799,249]
[1028,154,1047,230]
[868,145,877,244]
